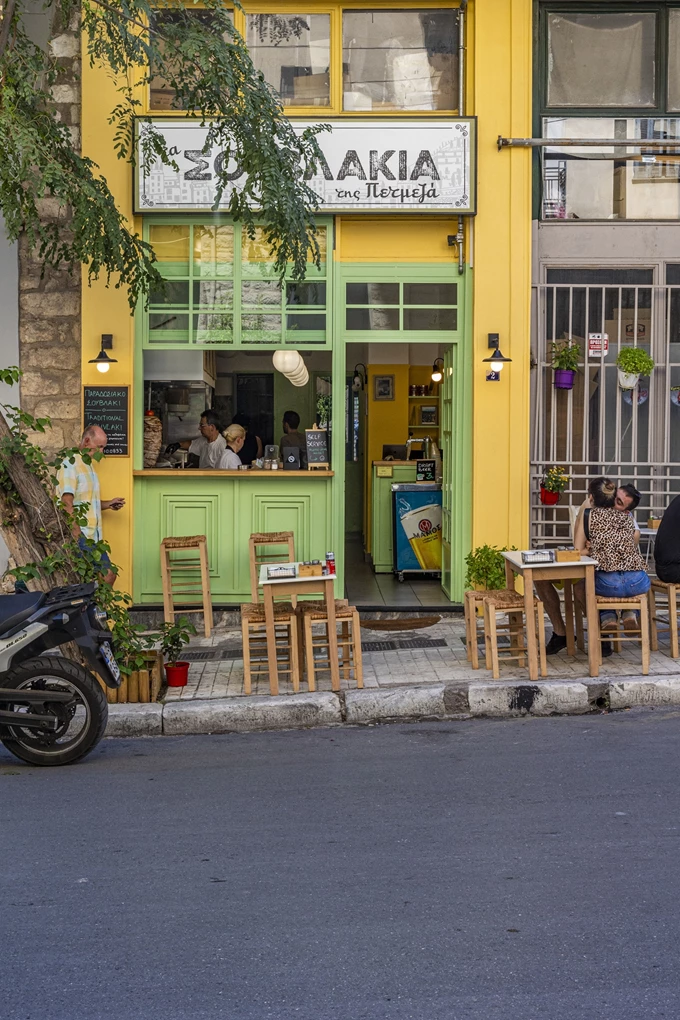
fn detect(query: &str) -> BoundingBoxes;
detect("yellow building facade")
[80,0,532,605]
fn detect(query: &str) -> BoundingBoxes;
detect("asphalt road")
[2,711,680,1020]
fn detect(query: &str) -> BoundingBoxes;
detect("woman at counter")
[218,423,246,469]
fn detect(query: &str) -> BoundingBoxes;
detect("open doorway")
[343,342,453,608]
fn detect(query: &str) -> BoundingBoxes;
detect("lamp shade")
[272,350,302,375]
[288,366,309,387]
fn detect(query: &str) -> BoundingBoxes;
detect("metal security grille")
[531,274,680,546]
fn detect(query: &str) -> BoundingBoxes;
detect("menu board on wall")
[135,118,477,215]
[83,386,129,457]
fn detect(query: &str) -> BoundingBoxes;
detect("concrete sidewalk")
[106,613,680,737]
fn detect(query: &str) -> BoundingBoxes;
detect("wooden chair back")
[248,531,296,602]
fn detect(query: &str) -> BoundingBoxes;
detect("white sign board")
[135,118,476,215]
[588,332,609,357]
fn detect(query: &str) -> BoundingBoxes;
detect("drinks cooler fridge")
[391,483,442,581]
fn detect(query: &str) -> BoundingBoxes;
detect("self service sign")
[134,118,476,215]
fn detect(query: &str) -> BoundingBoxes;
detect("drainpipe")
[458,0,467,120]
[457,1,467,276]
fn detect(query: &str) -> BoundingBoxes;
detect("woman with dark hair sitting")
[574,476,650,656]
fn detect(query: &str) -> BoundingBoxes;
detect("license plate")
[100,641,121,682]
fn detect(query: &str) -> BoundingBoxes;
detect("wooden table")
[259,564,339,695]
[502,552,601,679]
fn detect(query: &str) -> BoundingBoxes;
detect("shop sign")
[588,333,609,357]
[134,118,476,215]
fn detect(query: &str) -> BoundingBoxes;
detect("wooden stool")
[242,531,299,695]
[483,590,547,680]
[595,594,650,674]
[648,580,679,659]
[464,588,522,669]
[299,600,363,692]
[160,535,213,637]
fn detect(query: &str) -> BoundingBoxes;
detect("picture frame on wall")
[374,375,395,401]
[420,405,438,425]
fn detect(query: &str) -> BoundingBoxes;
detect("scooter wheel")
[0,656,108,767]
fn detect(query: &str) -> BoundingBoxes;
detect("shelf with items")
[408,395,439,401]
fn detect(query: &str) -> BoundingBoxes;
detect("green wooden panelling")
[371,463,418,572]
[133,474,333,602]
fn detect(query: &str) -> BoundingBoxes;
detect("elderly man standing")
[57,425,125,585]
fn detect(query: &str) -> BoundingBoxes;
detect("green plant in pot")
[540,466,569,505]
[465,545,508,591]
[551,340,581,390]
[159,617,197,687]
[616,346,655,390]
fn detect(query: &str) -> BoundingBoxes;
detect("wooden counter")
[133,469,334,603]
[134,470,334,477]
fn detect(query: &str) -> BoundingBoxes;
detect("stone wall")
[18,11,81,456]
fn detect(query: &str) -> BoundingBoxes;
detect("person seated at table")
[218,423,246,469]
[573,476,649,658]
[654,493,680,583]
[537,481,641,654]
[279,410,307,469]
[231,413,263,467]
[166,409,225,469]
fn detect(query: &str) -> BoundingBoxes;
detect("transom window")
[144,220,328,348]
[345,281,457,332]
[148,6,460,113]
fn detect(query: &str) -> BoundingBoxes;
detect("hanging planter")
[554,369,576,390]
[617,369,640,391]
[540,486,560,506]
[540,466,569,506]
[671,388,680,407]
[616,347,654,390]
[550,340,581,390]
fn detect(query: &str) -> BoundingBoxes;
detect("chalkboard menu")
[305,428,329,467]
[83,386,129,456]
[416,459,436,482]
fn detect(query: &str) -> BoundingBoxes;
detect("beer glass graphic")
[397,500,442,570]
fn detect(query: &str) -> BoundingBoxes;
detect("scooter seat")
[0,592,46,635]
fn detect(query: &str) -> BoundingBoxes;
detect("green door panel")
[371,463,417,572]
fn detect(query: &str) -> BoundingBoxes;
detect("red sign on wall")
[588,333,609,357]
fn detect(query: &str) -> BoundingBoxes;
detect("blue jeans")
[595,570,650,626]
[78,534,112,573]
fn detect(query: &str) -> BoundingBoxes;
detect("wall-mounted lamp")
[431,358,444,383]
[482,333,512,381]
[352,363,367,392]
[88,334,117,374]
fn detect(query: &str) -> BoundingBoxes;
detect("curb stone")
[162,692,342,735]
[105,703,163,738]
[609,676,680,709]
[102,676,680,739]
[344,684,446,724]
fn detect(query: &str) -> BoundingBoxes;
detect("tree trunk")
[0,413,80,590]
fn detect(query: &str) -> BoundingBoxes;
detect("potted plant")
[464,545,508,591]
[551,340,580,390]
[540,465,569,505]
[159,617,197,687]
[616,346,654,390]
[671,386,680,407]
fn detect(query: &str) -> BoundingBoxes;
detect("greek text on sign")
[588,333,609,357]
[135,118,476,215]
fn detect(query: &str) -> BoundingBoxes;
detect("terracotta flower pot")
[165,661,190,687]
[540,486,560,506]
[554,369,576,390]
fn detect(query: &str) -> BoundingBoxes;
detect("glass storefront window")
[542,117,680,220]
[146,222,328,347]
[668,11,680,112]
[149,10,234,110]
[342,9,458,111]
[546,12,656,108]
[246,14,330,107]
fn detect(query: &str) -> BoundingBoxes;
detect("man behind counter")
[280,410,307,469]
[166,410,226,468]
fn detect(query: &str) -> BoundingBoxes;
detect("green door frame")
[330,266,472,604]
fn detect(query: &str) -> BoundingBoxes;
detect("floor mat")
[359,616,441,631]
